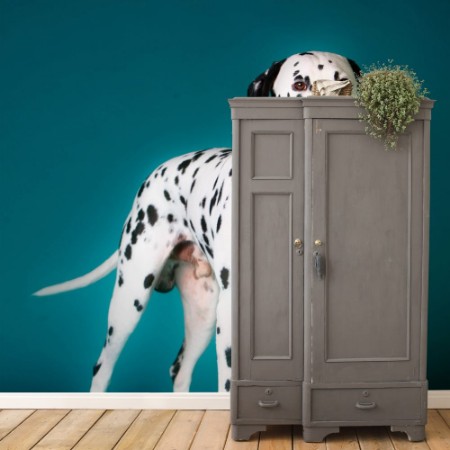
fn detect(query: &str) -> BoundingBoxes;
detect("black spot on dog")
[118,275,124,287]
[177,159,191,174]
[136,209,145,222]
[147,205,158,226]
[329,60,332,63]
[220,267,229,289]
[93,363,102,376]
[205,155,216,164]
[318,64,324,70]
[287,92,290,97]
[170,342,185,382]
[205,245,214,259]
[125,244,132,260]
[225,347,231,368]
[137,182,146,198]
[209,190,218,215]
[171,361,180,382]
[218,181,224,204]
[201,197,207,209]
[183,219,188,227]
[293,70,299,76]
[161,167,167,177]
[217,326,221,334]
[174,176,179,185]
[213,176,219,190]
[201,216,207,233]
[190,179,196,193]
[192,167,199,178]
[126,218,132,234]
[180,195,187,208]
[134,299,143,312]
[300,52,314,56]
[192,151,204,162]
[229,169,232,177]
[334,71,340,81]
[108,326,114,336]
[119,228,124,248]
[164,190,171,201]
[168,214,174,223]
[294,74,304,81]
[225,379,230,391]
[131,222,145,244]
[294,61,299,67]
[144,273,155,289]
[203,233,210,246]
[217,215,222,233]
[305,76,310,86]
[146,181,150,188]
[189,220,196,232]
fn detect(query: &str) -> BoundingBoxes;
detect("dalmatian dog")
[35,51,360,393]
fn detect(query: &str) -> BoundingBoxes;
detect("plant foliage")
[355,61,428,150]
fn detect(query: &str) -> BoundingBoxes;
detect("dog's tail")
[33,251,119,297]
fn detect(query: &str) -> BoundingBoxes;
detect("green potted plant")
[355,61,429,150]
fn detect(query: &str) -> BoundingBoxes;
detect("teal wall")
[1,0,449,392]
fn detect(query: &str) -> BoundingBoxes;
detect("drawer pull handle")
[355,401,377,410]
[258,400,279,408]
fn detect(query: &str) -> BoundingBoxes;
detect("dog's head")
[248,51,361,97]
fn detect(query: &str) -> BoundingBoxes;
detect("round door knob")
[294,239,303,248]
[314,239,323,246]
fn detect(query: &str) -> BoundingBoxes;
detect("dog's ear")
[347,58,362,78]
[247,59,286,97]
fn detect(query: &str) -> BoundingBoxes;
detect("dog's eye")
[292,81,307,91]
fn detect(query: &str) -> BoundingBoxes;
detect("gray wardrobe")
[229,97,433,442]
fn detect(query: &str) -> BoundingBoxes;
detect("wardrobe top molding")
[229,97,434,120]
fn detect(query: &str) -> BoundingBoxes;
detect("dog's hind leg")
[169,252,219,392]
[90,217,187,392]
[89,246,167,391]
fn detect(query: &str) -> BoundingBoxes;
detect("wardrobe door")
[307,118,426,384]
[235,119,304,382]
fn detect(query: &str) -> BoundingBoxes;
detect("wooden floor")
[0,409,448,450]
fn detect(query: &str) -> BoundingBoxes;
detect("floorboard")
[0,409,447,449]
[154,410,204,450]
[0,410,35,441]
[190,411,230,450]
[113,410,175,450]
[33,410,105,450]
[71,410,139,450]
[0,410,69,450]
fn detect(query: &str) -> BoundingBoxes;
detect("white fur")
[35,51,359,392]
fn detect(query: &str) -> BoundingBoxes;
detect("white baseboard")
[0,391,448,410]
[0,393,230,410]
[428,390,450,409]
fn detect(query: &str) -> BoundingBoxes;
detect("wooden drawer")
[310,387,425,424]
[235,385,302,423]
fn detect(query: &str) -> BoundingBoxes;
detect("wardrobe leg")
[390,425,426,442]
[231,424,266,441]
[302,426,340,442]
